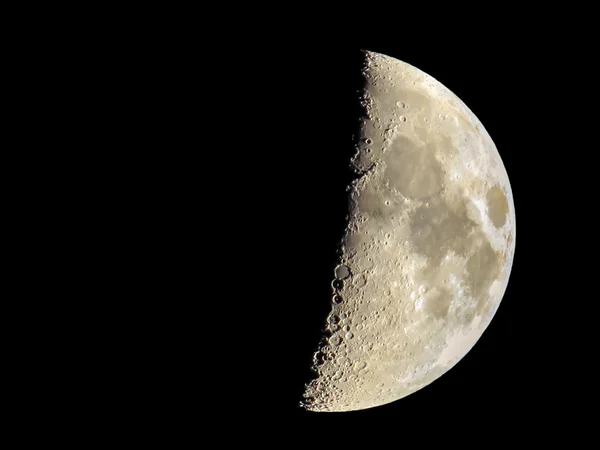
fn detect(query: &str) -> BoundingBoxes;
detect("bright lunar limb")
[301,51,516,412]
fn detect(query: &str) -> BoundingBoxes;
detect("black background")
[22,13,598,439]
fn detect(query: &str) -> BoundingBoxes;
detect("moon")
[301,51,516,412]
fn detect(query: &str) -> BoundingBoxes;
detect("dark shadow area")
[252,48,369,412]
[185,47,372,415]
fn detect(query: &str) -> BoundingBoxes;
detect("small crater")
[335,264,351,280]
[353,274,367,288]
[328,314,341,326]
[329,335,342,346]
[355,361,368,371]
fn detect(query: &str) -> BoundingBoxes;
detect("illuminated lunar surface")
[301,50,516,412]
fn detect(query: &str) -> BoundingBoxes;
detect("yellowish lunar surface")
[302,51,516,412]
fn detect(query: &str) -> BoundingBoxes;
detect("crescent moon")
[301,50,516,412]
